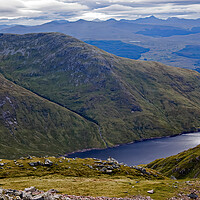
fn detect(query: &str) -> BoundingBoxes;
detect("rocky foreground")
[1,186,200,200]
[0,186,153,200]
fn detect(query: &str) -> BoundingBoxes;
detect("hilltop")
[0,33,200,158]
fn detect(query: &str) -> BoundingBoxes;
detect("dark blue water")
[67,132,200,166]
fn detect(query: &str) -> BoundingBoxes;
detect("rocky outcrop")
[0,187,153,200]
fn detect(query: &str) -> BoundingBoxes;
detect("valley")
[0,33,200,158]
[0,1,200,199]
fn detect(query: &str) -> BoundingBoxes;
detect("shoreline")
[65,130,200,157]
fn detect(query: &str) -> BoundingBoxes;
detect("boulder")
[24,186,36,193]
[188,192,198,199]
[147,190,154,194]
[48,189,60,193]
[107,157,119,164]
[31,194,45,200]
[170,175,177,180]
[106,170,113,173]
[29,161,43,167]
[44,159,53,167]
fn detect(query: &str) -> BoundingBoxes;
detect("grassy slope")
[0,33,200,148]
[146,144,200,179]
[0,73,104,159]
[0,157,200,200]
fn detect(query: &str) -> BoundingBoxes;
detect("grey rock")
[170,175,177,180]
[107,157,119,164]
[24,186,36,193]
[31,194,44,200]
[29,161,43,167]
[188,192,198,199]
[14,191,23,197]
[48,189,60,193]
[136,181,140,183]
[87,165,93,169]
[52,194,61,199]
[44,159,53,167]
[106,170,113,173]
[147,190,154,194]
[22,191,33,199]
[0,188,4,194]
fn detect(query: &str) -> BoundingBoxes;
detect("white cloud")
[0,0,199,25]
[0,0,24,17]
[23,0,88,11]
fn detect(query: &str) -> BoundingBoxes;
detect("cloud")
[0,0,25,17]
[0,0,199,25]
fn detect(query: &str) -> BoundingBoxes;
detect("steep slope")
[146,143,200,179]
[0,33,200,149]
[0,73,104,159]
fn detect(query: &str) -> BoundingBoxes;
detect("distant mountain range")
[122,16,200,28]
[0,33,200,158]
[1,16,200,70]
[2,16,200,37]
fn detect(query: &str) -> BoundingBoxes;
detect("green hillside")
[146,144,200,179]
[0,73,104,159]
[0,156,200,200]
[0,32,200,154]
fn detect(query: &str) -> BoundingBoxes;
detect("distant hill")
[147,143,200,179]
[0,33,200,159]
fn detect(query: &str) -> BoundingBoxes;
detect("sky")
[0,0,200,25]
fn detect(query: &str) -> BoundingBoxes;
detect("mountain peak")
[44,20,69,25]
[92,18,102,22]
[106,18,118,22]
[76,19,88,23]
[135,15,164,22]
[148,15,157,19]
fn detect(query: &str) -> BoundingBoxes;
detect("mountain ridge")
[0,32,200,158]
